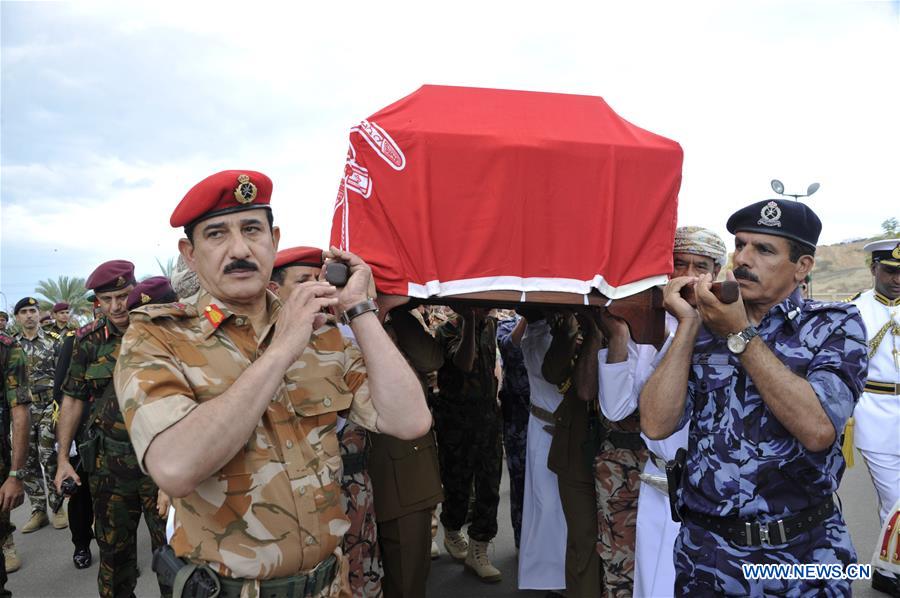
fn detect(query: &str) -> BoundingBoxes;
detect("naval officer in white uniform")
[852,238,900,596]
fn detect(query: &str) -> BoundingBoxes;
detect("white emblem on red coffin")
[353,120,406,170]
[344,160,372,198]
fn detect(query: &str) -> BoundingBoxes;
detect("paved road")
[6,456,885,597]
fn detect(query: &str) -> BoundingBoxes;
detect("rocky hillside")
[808,238,874,300]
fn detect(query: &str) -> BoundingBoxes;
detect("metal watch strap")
[740,325,759,343]
[340,299,379,326]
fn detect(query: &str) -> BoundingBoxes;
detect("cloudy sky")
[2,1,898,312]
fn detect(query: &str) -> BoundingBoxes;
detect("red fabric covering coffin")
[330,85,681,299]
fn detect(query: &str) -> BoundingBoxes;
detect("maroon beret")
[127,276,177,311]
[170,170,273,228]
[86,260,136,293]
[52,302,70,313]
[273,246,324,270]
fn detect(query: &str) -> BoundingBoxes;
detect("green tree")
[881,217,899,238]
[34,276,91,322]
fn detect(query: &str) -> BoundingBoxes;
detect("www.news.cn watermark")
[742,563,872,581]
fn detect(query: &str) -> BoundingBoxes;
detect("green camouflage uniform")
[15,328,63,514]
[0,334,31,597]
[433,315,502,542]
[61,318,166,598]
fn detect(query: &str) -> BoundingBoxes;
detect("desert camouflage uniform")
[674,289,868,596]
[0,334,31,597]
[114,291,381,598]
[15,327,63,515]
[338,420,383,597]
[593,411,647,598]
[496,316,529,548]
[433,315,502,542]
[62,317,166,598]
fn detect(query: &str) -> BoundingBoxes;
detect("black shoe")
[73,546,92,569]
[872,570,900,597]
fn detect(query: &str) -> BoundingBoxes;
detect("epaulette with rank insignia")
[849,291,862,302]
[131,302,193,321]
[76,319,105,340]
[65,330,76,337]
[47,330,62,341]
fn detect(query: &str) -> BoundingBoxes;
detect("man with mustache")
[641,199,867,596]
[113,170,430,597]
[13,297,66,536]
[851,238,900,595]
[54,261,168,597]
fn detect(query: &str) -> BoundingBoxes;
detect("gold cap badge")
[892,243,900,260]
[140,293,151,304]
[234,174,258,205]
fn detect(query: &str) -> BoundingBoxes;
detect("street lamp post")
[770,180,820,298]
[770,179,820,201]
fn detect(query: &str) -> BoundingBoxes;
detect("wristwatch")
[726,325,759,355]
[7,470,19,479]
[340,299,379,326]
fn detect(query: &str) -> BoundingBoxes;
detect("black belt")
[529,403,555,434]
[341,452,367,477]
[217,554,338,598]
[683,499,835,547]
[604,430,646,452]
[865,380,900,395]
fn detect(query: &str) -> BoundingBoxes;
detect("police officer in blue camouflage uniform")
[641,198,868,597]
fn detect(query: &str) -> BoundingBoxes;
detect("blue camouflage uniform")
[675,288,868,597]
[496,316,530,548]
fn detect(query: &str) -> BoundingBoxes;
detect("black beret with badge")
[726,198,822,250]
[14,296,40,314]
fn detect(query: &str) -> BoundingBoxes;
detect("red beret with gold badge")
[86,260,136,293]
[273,246,324,269]
[170,170,273,228]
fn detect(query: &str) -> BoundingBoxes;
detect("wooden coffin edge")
[382,287,666,346]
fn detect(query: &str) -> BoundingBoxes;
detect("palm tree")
[34,276,91,322]
[156,257,176,279]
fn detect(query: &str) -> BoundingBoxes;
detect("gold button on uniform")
[285,440,293,449]
[323,397,332,408]
[305,536,315,546]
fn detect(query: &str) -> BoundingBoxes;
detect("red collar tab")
[204,304,226,328]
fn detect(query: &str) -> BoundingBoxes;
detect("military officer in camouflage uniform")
[270,245,384,598]
[13,296,67,533]
[642,199,868,596]
[54,261,168,598]
[113,170,430,597]
[434,307,503,582]
[0,333,31,596]
[45,303,77,334]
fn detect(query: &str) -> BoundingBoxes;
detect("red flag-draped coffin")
[330,85,681,300]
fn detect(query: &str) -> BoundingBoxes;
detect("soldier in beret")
[270,245,385,598]
[641,199,867,595]
[53,261,168,597]
[126,277,178,312]
[851,238,900,595]
[45,303,77,334]
[13,297,66,535]
[113,170,430,597]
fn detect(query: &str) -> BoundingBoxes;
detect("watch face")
[727,334,746,354]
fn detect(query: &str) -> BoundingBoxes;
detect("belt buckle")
[758,523,770,545]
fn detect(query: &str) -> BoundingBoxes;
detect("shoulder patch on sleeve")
[131,302,193,321]
[76,319,104,340]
